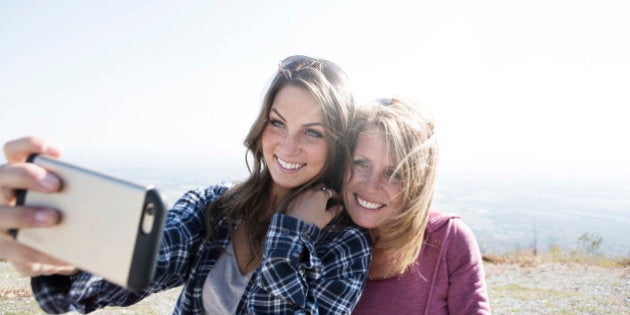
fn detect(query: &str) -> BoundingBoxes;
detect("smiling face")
[261,85,328,196]
[343,125,404,229]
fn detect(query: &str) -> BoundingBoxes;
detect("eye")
[269,119,284,128]
[305,129,323,138]
[385,169,402,183]
[353,159,369,168]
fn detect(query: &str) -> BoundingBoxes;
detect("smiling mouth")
[355,194,384,210]
[276,156,305,171]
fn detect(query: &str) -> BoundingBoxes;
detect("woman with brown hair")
[0,56,372,314]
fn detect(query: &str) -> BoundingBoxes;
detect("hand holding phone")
[12,154,166,290]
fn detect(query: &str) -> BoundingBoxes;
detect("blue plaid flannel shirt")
[31,184,372,314]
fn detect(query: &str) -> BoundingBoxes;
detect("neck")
[266,183,289,215]
[368,247,404,280]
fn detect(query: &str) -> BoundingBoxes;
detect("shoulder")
[427,212,482,263]
[166,183,232,224]
[426,211,459,233]
[186,182,232,201]
[171,182,232,208]
[426,211,479,252]
[161,183,233,244]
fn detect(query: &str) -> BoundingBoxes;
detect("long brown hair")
[206,55,355,261]
[346,98,438,275]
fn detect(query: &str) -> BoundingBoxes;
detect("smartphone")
[12,154,166,290]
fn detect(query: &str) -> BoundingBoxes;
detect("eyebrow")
[270,108,324,128]
[355,153,397,169]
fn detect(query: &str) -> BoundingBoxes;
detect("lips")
[275,156,305,171]
[355,194,384,210]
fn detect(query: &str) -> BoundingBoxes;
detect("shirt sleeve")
[30,186,224,314]
[247,213,372,314]
[445,218,491,314]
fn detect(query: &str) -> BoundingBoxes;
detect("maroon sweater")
[353,212,491,314]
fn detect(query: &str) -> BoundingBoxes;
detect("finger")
[0,234,74,276]
[321,188,333,199]
[1,187,17,204]
[322,188,339,200]
[15,262,78,277]
[0,205,60,229]
[54,265,80,276]
[0,163,62,198]
[4,136,62,163]
[327,204,343,218]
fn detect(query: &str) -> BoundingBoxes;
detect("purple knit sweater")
[353,212,491,314]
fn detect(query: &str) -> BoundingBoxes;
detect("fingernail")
[34,209,58,225]
[39,172,61,191]
[42,144,63,158]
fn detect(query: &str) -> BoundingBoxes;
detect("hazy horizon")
[52,152,628,257]
[3,0,630,180]
[2,1,628,255]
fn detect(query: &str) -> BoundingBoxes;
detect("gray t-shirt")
[202,242,253,314]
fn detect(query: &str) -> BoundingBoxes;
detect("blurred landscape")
[78,152,629,257]
[2,152,629,314]
[434,172,630,257]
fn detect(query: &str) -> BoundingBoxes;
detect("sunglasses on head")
[279,55,317,71]
[376,98,399,106]
[278,55,348,83]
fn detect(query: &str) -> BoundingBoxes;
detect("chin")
[348,213,378,229]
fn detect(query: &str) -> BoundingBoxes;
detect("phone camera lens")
[141,203,156,234]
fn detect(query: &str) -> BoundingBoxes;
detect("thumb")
[328,204,343,218]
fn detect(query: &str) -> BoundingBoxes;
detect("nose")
[278,132,300,156]
[363,169,382,192]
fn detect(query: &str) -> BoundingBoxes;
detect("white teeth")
[356,195,383,210]
[277,157,304,170]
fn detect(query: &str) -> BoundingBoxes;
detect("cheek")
[388,189,404,210]
[261,128,273,151]
[309,142,328,166]
[343,168,352,185]
[342,170,353,202]
[261,125,271,141]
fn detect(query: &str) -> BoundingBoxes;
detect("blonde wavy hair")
[346,98,438,275]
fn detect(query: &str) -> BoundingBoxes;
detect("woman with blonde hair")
[345,98,490,314]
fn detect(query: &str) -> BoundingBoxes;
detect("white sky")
[2,0,629,182]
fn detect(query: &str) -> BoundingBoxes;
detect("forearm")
[254,213,321,312]
[30,188,217,313]
[251,214,371,314]
[31,272,146,314]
